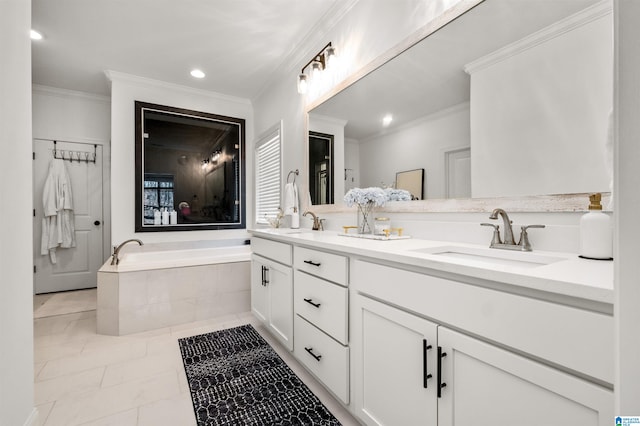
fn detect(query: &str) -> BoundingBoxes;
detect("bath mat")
[178,324,341,426]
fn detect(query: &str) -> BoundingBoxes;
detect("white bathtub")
[97,239,252,335]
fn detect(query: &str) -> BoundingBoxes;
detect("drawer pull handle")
[423,339,433,388]
[303,260,321,267]
[303,298,321,308]
[437,346,447,398]
[304,347,322,362]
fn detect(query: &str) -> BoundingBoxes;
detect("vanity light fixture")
[190,69,205,79]
[201,158,210,169]
[382,114,393,127]
[30,29,43,40]
[297,42,336,94]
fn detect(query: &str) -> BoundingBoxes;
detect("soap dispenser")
[579,193,613,260]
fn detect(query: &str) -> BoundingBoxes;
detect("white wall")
[358,103,469,199]
[469,7,612,198]
[32,85,112,256]
[0,0,36,424]
[107,71,254,244]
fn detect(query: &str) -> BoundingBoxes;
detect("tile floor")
[33,289,360,426]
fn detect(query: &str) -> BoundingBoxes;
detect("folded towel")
[283,182,299,216]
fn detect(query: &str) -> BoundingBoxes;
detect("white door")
[353,295,439,426]
[437,327,613,426]
[445,147,471,198]
[33,139,104,294]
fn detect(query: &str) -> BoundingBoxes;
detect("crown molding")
[104,70,252,106]
[32,84,111,103]
[464,0,612,75]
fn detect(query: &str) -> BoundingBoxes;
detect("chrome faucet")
[482,208,545,251]
[303,211,324,231]
[111,239,143,265]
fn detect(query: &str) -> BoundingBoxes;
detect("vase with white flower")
[344,187,387,234]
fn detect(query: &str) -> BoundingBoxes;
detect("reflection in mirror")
[309,131,334,205]
[135,101,245,231]
[308,0,612,206]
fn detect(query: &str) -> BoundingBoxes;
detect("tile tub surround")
[98,260,251,336]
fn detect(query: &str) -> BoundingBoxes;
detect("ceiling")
[31,0,342,99]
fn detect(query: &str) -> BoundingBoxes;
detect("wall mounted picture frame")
[396,168,424,200]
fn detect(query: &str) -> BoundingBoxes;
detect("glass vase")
[357,202,375,234]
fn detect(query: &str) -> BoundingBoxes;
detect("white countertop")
[250,228,614,305]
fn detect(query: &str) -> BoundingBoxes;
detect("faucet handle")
[518,224,545,251]
[481,223,502,246]
[318,218,325,231]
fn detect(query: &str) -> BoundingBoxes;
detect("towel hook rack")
[287,169,299,184]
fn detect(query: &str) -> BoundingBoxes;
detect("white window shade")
[255,123,282,225]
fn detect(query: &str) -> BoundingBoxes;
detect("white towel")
[283,182,299,215]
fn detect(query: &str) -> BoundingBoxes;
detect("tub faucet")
[303,211,323,231]
[111,239,143,265]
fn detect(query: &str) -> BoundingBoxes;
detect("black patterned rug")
[178,324,342,426]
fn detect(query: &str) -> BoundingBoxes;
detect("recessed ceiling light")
[30,30,43,40]
[382,114,393,127]
[190,69,205,79]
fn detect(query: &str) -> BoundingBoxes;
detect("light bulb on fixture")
[297,74,308,94]
[311,61,323,79]
[325,46,337,68]
[382,114,393,127]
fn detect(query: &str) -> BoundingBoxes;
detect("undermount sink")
[410,245,565,269]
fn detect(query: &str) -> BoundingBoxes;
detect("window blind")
[255,125,282,225]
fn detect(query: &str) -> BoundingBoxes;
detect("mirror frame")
[304,0,611,214]
[134,101,246,232]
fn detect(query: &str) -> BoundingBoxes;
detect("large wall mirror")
[135,101,246,232]
[308,0,612,209]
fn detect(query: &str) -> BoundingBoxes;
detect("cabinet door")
[250,254,269,323]
[251,254,293,351]
[267,259,293,351]
[437,327,613,426]
[353,295,438,426]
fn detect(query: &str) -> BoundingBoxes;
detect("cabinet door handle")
[261,265,269,286]
[423,339,433,388]
[303,260,321,267]
[260,265,265,285]
[437,346,447,397]
[303,298,321,308]
[304,347,322,362]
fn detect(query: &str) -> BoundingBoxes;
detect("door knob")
[94,220,101,226]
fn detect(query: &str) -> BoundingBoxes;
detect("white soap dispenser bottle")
[579,193,613,260]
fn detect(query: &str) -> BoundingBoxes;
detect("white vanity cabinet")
[250,237,293,351]
[352,260,614,426]
[293,245,350,404]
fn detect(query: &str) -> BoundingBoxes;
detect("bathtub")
[97,239,252,335]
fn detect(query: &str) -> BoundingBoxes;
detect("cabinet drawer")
[251,237,292,266]
[294,315,349,404]
[294,270,348,344]
[294,246,347,286]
